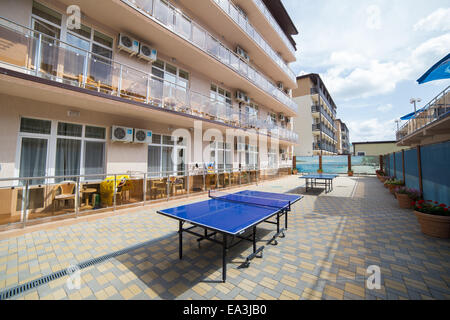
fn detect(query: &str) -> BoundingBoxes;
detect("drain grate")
[0,238,156,300]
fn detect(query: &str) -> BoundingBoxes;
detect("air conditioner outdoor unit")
[236,46,250,62]
[278,114,286,121]
[111,125,134,142]
[235,90,250,104]
[133,129,152,143]
[138,43,157,62]
[118,33,139,56]
[277,82,284,90]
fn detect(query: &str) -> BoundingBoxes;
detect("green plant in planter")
[376,170,385,176]
[413,200,449,216]
[395,187,421,200]
[384,179,404,186]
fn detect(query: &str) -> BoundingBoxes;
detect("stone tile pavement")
[0,175,449,300]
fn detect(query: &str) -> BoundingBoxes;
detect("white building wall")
[293,95,314,156]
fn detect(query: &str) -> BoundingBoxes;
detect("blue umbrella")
[417,53,450,84]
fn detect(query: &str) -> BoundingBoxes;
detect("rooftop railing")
[124,0,297,111]
[396,86,450,141]
[0,17,298,143]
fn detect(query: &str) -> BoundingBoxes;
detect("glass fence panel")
[296,156,319,173]
[351,156,379,175]
[205,173,217,190]
[188,171,205,194]
[87,56,118,94]
[78,175,103,215]
[120,67,147,102]
[134,0,154,14]
[147,177,168,201]
[0,180,24,226]
[192,23,206,48]
[168,175,188,197]
[0,24,35,70]
[117,174,145,206]
[322,156,348,174]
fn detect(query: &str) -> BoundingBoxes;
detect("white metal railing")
[213,0,296,80]
[396,86,450,141]
[0,166,293,228]
[0,16,298,142]
[252,0,296,56]
[123,0,298,112]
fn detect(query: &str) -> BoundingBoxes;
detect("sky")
[282,0,450,143]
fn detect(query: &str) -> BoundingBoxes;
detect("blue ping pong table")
[157,190,303,282]
[300,174,338,193]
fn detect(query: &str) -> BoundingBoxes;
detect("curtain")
[19,138,48,185]
[84,141,105,176]
[55,138,81,181]
[162,146,174,175]
[148,145,161,177]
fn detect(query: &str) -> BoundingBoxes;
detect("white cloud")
[366,5,382,30]
[376,104,393,112]
[414,8,450,32]
[348,118,397,142]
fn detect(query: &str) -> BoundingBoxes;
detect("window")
[151,59,190,106]
[210,84,232,120]
[210,141,232,171]
[147,134,186,177]
[17,118,106,184]
[357,152,366,156]
[268,148,278,168]
[246,145,258,170]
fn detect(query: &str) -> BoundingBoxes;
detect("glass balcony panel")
[0,23,35,70]
[133,0,153,14]
[176,12,191,39]
[59,44,86,85]
[191,23,206,48]
[87,56,118,93]
[229,4,239,23]
[239,59,248,76]
[147,177,168,200]
[154,0,169,25]
[218,44,230,64]
[206,34,219,57]
[120,67,147,102]
[230,53,239,71]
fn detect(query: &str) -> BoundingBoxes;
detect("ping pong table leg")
[276,213,280,233]
[285,209,288,229]
[222,234,227,282]
[253,226,257,253]
[179,221,183,259]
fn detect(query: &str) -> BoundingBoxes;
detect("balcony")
[311,104,336,129]
[123,0,297,109]
[310,87,337,118]
[396,86,450,145]
[313,141,337,154]
[312,123,336,141]
[0,17,298,143]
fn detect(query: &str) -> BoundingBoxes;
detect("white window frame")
[147,133,187,177]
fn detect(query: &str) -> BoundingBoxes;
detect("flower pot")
[380,176,387,183]
[414,210,450,238]
[387,184,397,194]
[396,193,412,209]
[348,172,353,176]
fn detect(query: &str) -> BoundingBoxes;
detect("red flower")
[427,200,433,202]
[417,206,422,209]
[439,204,446,207]
[418,200,425,204]
[411,201,416,206]
[445,208,448,212]
[435,201,439,204]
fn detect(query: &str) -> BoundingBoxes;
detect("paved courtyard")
[0,175,449,300]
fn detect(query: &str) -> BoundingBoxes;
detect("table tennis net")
[209,190,290,209]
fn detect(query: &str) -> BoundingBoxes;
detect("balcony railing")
[123,0,297,112]
[252,0,296,56]
[310,87,337,118]
[311,104,336,129]
[0,166,293,229]
[312,123,336,141]
[0,17,298,143]
[396,86,450,141]
[213,0,295,81]
[313,141,337,153]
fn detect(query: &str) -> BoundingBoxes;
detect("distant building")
[293,73,338,156]
[353,141,408,156]
[335,119,350,154]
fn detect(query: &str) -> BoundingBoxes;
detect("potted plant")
[413,200,450,238]
[376,170,385,181]
[395,187,421,209]
[292,168,298,175]
[384,179,404,195]
[382,177,394,188]
[317,169,323,174]
[348,170,354,176]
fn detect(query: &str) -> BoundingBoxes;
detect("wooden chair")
[53,182,76,213]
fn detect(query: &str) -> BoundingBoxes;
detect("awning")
[417,53,450,84]
[400,107,426,120]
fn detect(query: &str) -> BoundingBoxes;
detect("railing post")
[75,176,80,218]
[113,174,117,212]
[22,179,30,228]
[417,145,423,196]
[203,169,206,192]
[186,169,190,196]
[35,33,42,76]
[167,174,170,201]
[117,65,123,97]
[143,173,147,205]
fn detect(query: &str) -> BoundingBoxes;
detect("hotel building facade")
[334,119,350,155]
[292,73,337,156]
[0,0,299,228]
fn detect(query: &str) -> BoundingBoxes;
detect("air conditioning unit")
[236,46,250,62]
[277,82,284,90]
[138,43,157,62]
[133,129,152,143]
[278,114,286,121]
[111,126,134,142]
[117,33,139,56]
[235,90,250,104]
